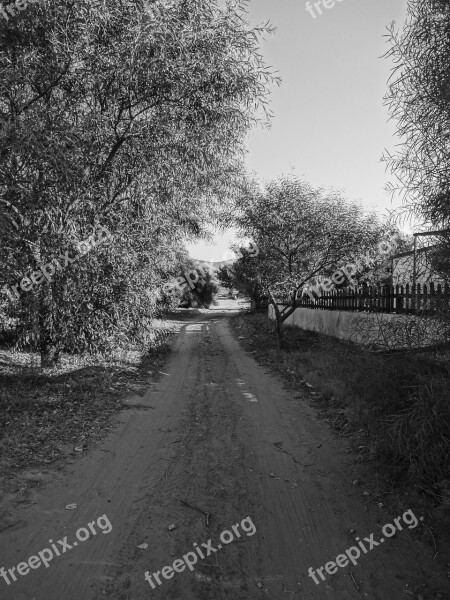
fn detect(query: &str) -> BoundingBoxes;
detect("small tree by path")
[217,246,268,312]
[383,0,450,226]
[237,177,384,348]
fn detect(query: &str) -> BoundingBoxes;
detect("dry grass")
[230,313,450,500]
[0,322,179,498]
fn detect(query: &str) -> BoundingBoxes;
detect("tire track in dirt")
[93,314,447,599]
[0,308,447,600]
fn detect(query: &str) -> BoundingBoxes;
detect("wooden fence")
[276,283,450,314]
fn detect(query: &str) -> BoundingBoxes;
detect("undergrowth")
[0,329,174,495]
[231,313,450,502]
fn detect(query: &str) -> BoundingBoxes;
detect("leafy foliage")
[0,0,277,364]
[175,262,219,308]
[217,246,268,311]
[339,229,412,288]
[236,176,384,346]
[191,270,219,308]
[383,0,450,227]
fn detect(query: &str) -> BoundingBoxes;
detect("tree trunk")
[275,313,285,349]
[268,293,285,349]
[38,288,60,367]
[252,294,261,313]
[40,343,60,367]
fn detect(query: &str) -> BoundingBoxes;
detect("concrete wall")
[268,305,444,350]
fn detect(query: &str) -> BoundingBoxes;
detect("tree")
[383,0,450,227]
[237,177,384,348]
[331,228,411,289]
[0,0,277,365]
[217,245,267,311]
[217,265,234,291]
[171,259,219,308]
[193,270,219,308]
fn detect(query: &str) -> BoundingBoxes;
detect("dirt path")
[0,303,447,600]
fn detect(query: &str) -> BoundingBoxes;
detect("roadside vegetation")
[230,311,450,547]
[230,176,405,348]
[0,0,276,489]
[0,324,179,498]
[178,264,220,309]
[0,0,277,367]
[1,0,450,552]
[221,3,450,541]
[384,0,450,284]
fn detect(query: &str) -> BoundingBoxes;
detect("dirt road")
[0,303,447,600]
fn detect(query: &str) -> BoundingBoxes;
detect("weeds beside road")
[0,324,177,500]
[230,311,450,565]
[1,303,448,599]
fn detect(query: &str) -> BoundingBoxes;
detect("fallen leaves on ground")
[0,338,175,496]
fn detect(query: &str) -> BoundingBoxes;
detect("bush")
[179,271,219,308]
[383,376,450,485]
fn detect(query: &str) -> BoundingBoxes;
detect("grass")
[230,312,450,502]
[230,311,450,563]
[0,321,179,499]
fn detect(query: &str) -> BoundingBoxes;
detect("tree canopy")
[384,0,450,227]
[236,176,385,346]
[0,0,278,364]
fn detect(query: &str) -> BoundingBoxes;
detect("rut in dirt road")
[0,311,446,600]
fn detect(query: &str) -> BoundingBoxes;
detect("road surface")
[0,303,447,600]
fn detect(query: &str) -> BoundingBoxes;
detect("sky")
[187,0,409,261]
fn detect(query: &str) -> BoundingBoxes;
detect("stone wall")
[268,305,445,350]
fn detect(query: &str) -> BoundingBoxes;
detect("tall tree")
[0,0,277,364]
[383,0,450,227]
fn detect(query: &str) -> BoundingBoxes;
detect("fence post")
[436,283,442,313]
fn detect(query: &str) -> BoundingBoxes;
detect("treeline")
[0,0,277,365]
